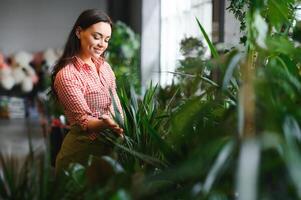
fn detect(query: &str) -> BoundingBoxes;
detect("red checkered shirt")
[54,56,123,134]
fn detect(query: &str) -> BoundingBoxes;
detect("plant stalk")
[239,50,256,139]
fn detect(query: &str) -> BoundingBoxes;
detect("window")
[160,0,212,86]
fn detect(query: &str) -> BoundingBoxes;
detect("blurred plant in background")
[107,21,141,92]
[226,0,250,44]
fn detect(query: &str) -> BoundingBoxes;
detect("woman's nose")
[98,39,106,47]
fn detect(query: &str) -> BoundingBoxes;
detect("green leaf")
[111,189,132,200]
[282,116,301,198]
[171,96,203,137]
[202,140,235,194]
[195,17,219,59]
[266,0,293,29]
[65,163,86,189]
[98,132,166,167]
[222,50,243,90]
[110,89,124,129]
[266,36,295,55]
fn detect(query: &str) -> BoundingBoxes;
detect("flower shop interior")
[1,0,301,199]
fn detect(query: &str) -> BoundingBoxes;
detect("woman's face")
[77,22,111,59]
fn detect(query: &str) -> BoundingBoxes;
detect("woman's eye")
[93,35,100,40]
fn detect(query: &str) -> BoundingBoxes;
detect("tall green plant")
[116,81,175,172]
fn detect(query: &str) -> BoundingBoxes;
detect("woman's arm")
[55,69,123,134]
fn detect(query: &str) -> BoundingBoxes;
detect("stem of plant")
[240,50,256,139]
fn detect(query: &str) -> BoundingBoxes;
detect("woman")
[51,9,124,174]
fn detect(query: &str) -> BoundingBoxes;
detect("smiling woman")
[50,9,124,175]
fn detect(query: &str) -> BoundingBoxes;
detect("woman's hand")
[87,115,124,139]
[100,115,124,138]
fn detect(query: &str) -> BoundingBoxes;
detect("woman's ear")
[75,27,82,39]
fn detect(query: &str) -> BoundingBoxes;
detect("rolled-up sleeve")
[54,70,93,131]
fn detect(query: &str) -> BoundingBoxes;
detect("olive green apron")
[55,125,113,175]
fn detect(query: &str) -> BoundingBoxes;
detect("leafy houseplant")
[107,21,141,92]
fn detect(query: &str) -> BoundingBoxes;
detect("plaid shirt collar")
[72,56,104,72]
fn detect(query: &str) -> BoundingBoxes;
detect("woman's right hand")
[100,115,124,137]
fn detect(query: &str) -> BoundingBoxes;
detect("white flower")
[44,48,59,71]
[12,68,26,84]
[1,76,15,90]
[21,77,33,92]
[14,51,33,68]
